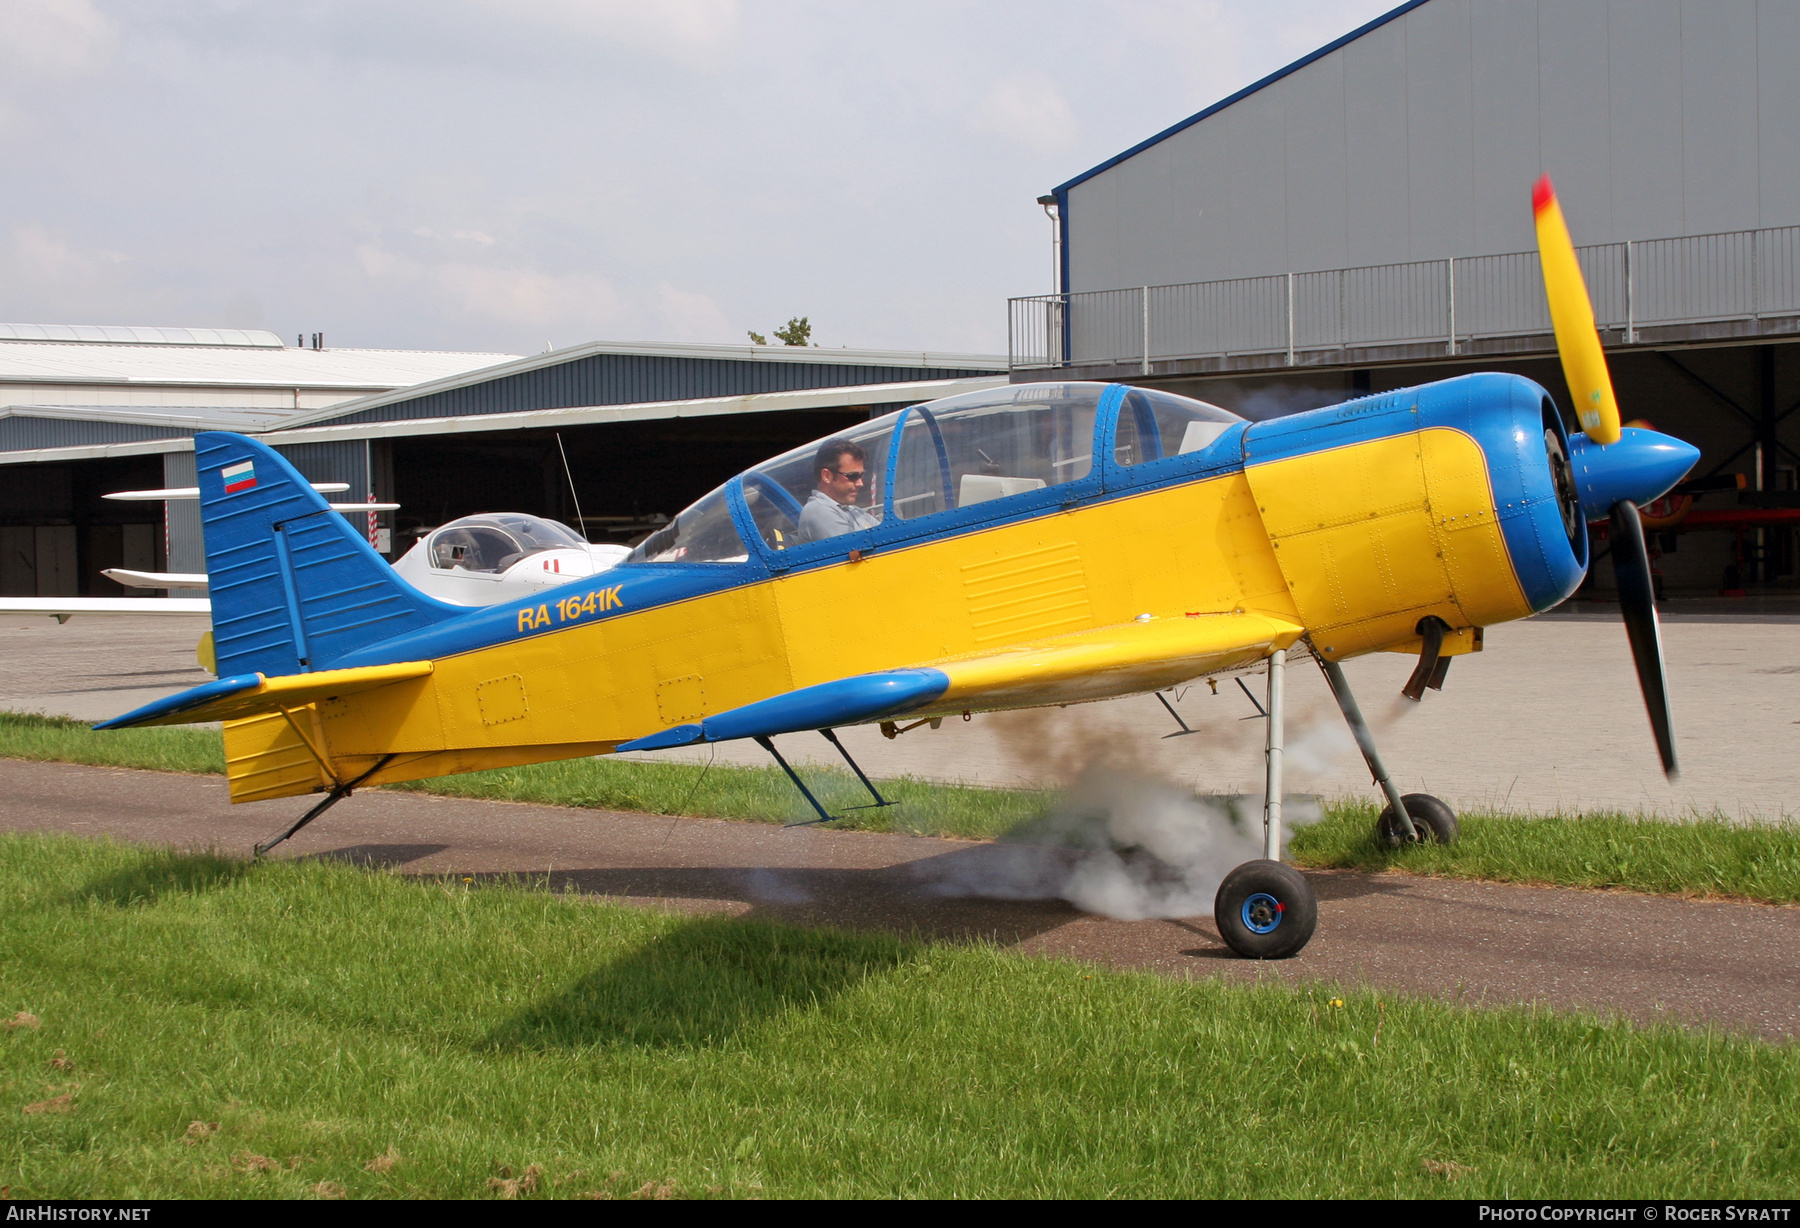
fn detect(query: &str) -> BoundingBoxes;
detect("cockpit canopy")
[426,514,587,574]
[625,382,1242,565]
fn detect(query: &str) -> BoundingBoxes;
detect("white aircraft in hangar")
[1,483,630,622]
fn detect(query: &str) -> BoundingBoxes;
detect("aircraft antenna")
[554,432,587,542]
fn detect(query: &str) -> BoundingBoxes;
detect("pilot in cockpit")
[797,438,880,542]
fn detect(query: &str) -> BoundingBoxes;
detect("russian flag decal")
[221,460,257,494]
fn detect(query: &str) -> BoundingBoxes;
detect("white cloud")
[11,223,127,282]
[410,226,498,246]
[466,0,740,68]
[653,281,735,344]
[356,239,624,332]
[433,262,624,329]
[0,0,117,78]
[354,242,406,280]
[969,73,1077,155]
[352,237,740,345]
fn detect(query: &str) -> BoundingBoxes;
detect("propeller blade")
[1534,175,1622,445]
[1608,499,1678,778]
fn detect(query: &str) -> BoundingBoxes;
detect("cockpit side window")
[493,515,585,550]
[430,526,521,573]
[889,384,1103,520]
[625,485,748,564]
[1113,388,1241,466]
[740,413,897,551]
[425,514,588,574]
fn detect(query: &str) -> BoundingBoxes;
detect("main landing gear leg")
[1214,649,1319,959]
[253,754,395,859]
[1262,648,1286,860]
[818,728,898,812]
[1317,656,1459,848]
[755,735,837,827]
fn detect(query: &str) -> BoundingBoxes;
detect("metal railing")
[1008,224,1800,371]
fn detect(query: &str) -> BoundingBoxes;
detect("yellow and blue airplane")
[97,179,1698,958]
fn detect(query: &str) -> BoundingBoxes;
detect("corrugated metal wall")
[271,440,369,494]
[161,451,204,597]
[0,417,192,451]
[323,353,999,425]
[1065,0,1800,293]
[271,440,376,544]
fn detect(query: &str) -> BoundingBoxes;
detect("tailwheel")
[1213,860,1318,960]
[1376,793,1459,848]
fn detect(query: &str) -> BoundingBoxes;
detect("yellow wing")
[919,611,1303,714]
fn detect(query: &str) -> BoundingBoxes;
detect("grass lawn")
[6,710,1800,904]
[1,832,1794,1200]
[1296,801,1800,904]
[394,746,1049,841]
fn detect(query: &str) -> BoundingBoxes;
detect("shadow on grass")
[488,914,912,1051]
[70,846,256,907]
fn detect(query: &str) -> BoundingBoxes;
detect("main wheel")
[1213,859,1318,959]
[1376,793,1459,848]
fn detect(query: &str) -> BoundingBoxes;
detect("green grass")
[0,710,225,776]
[1288,801,1800,905]
[6,709,1800,904]
[390,752,1049,840]
[1,833,1794,1199]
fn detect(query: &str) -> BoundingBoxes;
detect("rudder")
[196,432,462,677]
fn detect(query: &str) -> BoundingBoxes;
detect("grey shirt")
[797,488,880,543]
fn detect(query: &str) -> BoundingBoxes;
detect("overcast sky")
[0,0,1393,356]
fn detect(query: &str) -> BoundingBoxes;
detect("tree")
[773,316,813,346]
[747,330,767,345]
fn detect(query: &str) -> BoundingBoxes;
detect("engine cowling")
[1242,372,1589,659]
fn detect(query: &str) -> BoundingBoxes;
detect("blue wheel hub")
[1241,892,1284,934]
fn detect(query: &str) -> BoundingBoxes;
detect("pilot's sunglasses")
[832,469,867,483]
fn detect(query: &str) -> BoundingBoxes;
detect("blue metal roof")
[301,345,1006,428]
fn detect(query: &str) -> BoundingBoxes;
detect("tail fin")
[196,432,462,677]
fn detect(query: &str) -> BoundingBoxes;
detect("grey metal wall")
[1066,0,1800,293]
[271,441,369,496]
[271,440,379,547]
[0,417,192,452]
[319,353,1000,426]
[161,451,203,597]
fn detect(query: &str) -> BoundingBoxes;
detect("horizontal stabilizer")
[96,660,433,729]
[0,597,211,618]
[102,568,209,591]
[105,483,350,501]
[617,669,948,751]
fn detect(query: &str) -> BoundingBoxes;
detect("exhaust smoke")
[917,764,1321,921]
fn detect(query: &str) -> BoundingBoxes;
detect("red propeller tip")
[1532,174,1556,215]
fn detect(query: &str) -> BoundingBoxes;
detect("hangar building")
[1012,0,1800,593]
[0,326,1004,597]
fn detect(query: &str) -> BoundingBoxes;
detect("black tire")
[1376,793,1459,848]
[1213,859,1318,959]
